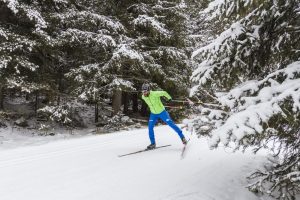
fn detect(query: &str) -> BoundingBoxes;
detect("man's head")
[142,83,150,97]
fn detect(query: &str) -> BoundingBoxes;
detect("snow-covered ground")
[0,126,95,149]
[0,125,275,200]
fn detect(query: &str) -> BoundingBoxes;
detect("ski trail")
[0,126,273,200]
[0,129,147,167]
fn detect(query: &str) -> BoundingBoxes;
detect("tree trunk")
[95,102,98,123]
[0,86,4,110]
[112,90,122,116]
[57,65,64,106]
[57,96,60,105]
[132,93,138,113]
[122,92,129,115]
[141,101,148,117]
[35,91,39,114]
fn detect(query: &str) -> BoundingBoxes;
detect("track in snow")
[0,126,273,200]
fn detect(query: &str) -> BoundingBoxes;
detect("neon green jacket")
[142,91,172,114]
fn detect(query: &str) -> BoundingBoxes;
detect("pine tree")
[0,0,49,95]
[0,0,192,124]
[52,0,126,99]
[0,0,124,123]
[114,0,191,96]
[190,0,300,199]
[67,0,192,117]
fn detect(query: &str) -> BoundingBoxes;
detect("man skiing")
[141,83,187,150]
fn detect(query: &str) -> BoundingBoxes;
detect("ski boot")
[146,143,156,150]
[181,137,188,145]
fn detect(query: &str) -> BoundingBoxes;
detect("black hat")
[141,83,150,92]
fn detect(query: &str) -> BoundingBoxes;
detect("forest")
[0,0,299,199]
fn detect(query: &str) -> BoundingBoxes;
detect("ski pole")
[165,105,184,109]
[171,98,203,105]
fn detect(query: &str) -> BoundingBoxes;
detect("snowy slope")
[0,126,274,200]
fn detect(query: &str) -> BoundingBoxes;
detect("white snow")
[191,61,300,148]
[54,11,125,33]
[0,125,274,200]
[133,15,170,36]
[113,44,144,61]
[53,0,68,3]
[109,78,135,89]
[58,28,116,48]
[0,56,11,69]
[23,6,47,31]
[0,28,8,40]
[192,21,246,59]
[2,0,19,14]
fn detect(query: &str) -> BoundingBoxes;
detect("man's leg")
[159,110,185,139]
[148,113,158,144]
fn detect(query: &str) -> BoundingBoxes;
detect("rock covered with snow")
[14,117,28,127]
[0,121,7,128]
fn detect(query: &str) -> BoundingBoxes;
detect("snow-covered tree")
[190,0,300,199]
[0,0,50,95]
[118,0,191,96]
[0,0,193,124]
[67,0,192,116]
[53,7,126,99]
[0,0,126,121]
[185,0,211,47]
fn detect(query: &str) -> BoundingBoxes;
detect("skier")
[141,83,187,150]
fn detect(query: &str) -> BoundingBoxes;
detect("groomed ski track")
[0,126,272,200]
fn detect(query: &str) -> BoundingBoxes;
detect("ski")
[181,139,191,159]
[118,144,171,157]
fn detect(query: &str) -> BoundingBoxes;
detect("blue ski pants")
[148,110,184,144]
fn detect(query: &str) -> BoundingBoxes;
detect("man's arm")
[152,91,172,100]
